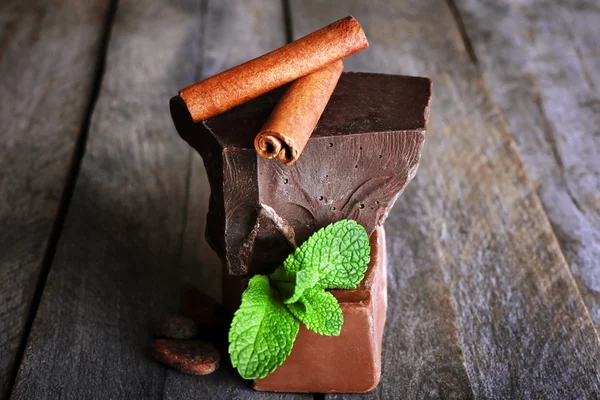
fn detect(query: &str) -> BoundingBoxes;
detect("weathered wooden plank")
[452,0,600,328]
[164,1,309,398]
[10,0,310,398]
[289,1,600,399]
[0,0,112,398]
[10,0,196,398]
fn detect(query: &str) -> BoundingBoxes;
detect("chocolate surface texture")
[258,227,387,392]
[174,72,431,276]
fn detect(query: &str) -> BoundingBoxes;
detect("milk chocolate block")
[222,227,387,392]
[172,73,431,276]
[259,226,387,393]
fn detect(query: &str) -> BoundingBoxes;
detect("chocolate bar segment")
[254,226,387,393]
[174,73,431,275]
[219,227,387,392]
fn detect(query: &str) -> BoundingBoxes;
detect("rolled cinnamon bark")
[255,61,344,165]
[177,16,367,122]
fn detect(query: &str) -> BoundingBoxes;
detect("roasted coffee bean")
[151,339,220,375]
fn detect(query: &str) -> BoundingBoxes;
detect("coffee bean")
[151,339,220,375]
[155,315,199,340]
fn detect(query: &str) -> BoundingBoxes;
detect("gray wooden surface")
[0,0,113,398]
[1,0,599,399]
[453,0,600,328]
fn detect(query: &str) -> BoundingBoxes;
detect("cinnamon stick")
[254,61,344,165]
[177,16,367,122]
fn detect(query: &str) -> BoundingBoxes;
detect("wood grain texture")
[452,0,600,328]
[165,1,309,398]
[11,0,196,398]
[0,0,111,398]
[289,1,600,399]
[10,0,308,398]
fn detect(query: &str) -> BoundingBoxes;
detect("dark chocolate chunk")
[155,315,199,340]
[151,339,220,376]
[173,72,431,275]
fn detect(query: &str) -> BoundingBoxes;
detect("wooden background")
[1,0,598,399]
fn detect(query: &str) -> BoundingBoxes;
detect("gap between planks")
[447,0,599,340]
[6,0,120,396]
[445,0,479,66]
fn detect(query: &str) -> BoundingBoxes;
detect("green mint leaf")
[269,265,296,301]
[269,265,294,300]
[287,267,319,303]
[270,264,291,283]
[286,287,343,336]
[270,265,320,304]
[283,219,370,289]
[228,275,299,379]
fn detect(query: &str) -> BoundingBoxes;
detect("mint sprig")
[282,219,371,290]
[229,275,299,379]
[270,264,319,304]
[229,219,371,380]
[287,287,343,336]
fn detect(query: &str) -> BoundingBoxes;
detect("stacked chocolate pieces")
[173,72,432,392]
